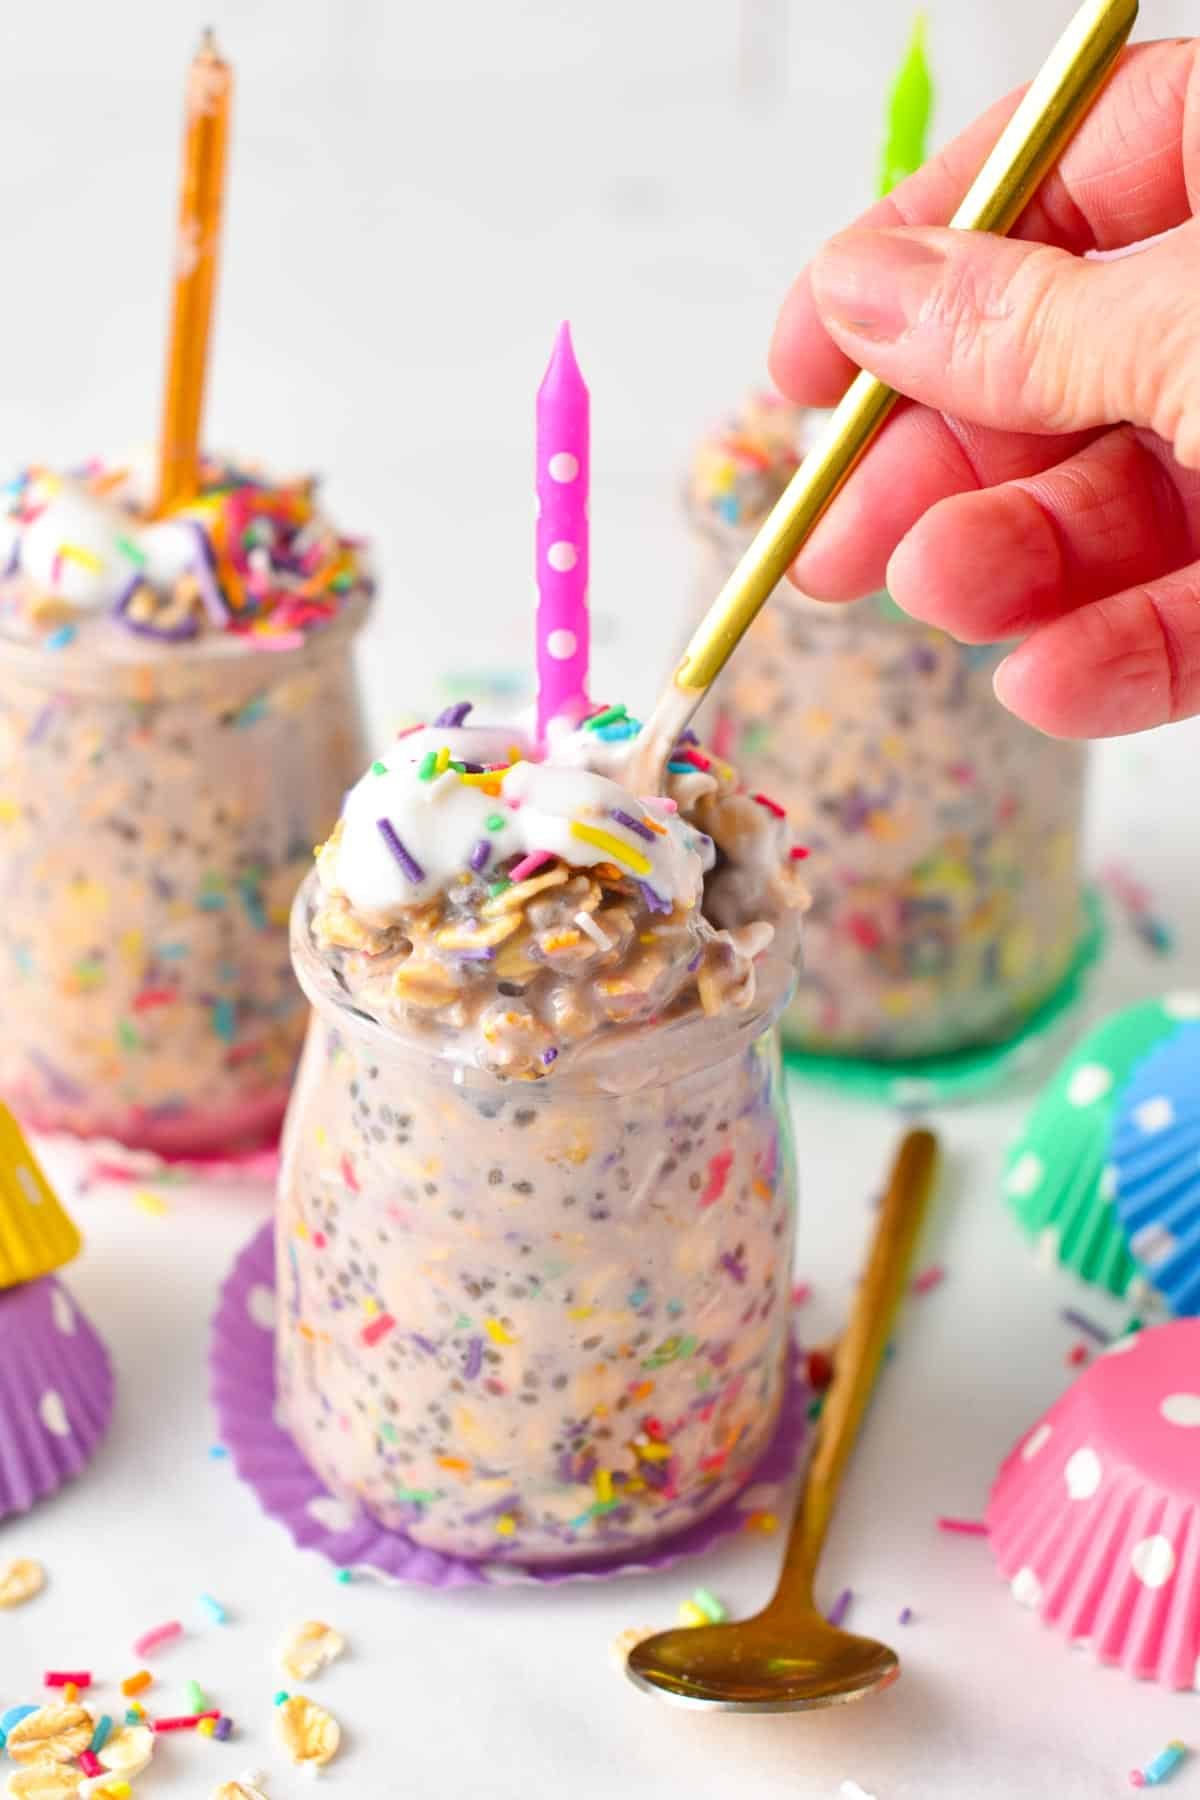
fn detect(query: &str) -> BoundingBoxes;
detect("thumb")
[807,221,1200,467]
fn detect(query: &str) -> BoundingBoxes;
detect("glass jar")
[276,870,797,1565]
[690,518,1089,1061]
[0,601,368,1155]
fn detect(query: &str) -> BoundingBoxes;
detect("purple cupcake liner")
[210,1222,810,1589]
[0,1276,115,1521]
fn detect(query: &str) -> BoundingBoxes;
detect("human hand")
[769,39,1200,738]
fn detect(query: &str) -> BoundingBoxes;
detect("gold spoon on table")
[622,0,1138,794]
[626,1128,939,1712]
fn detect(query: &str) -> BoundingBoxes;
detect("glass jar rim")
[0,584,373,697]
[288,867,795,1096]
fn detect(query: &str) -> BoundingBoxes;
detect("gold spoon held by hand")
[623,0,1137,794]
[626,1128,939,1711]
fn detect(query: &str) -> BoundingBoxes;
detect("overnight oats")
[0,455,371,1155]
[688,393,1089,1061]
[277,706,805,1563]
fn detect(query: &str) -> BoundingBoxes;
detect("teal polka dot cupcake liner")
[1003,991,1200,1299]
[784,890,1105,1108]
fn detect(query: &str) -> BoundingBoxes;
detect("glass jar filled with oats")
[0,454,371,1154]
[686,394,1089,1061]
[276,707,804,1562]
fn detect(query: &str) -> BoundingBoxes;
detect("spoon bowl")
[626,1610,900,1712]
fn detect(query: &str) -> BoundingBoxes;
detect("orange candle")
[155,30,232,514]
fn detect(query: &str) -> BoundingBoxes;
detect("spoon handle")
[776,1129,940,1599]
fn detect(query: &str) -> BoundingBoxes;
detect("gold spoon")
[623,0,1138,794]
[626,1128,939,1711]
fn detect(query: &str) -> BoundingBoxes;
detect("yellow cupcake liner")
[0,1102,81,1288]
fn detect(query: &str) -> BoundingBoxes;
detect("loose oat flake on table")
[277,1619,345,1682]
[274,1694,341,1767]
[212,1780,270,1800]
[5,1706,92,1765]
[4,1766,82,1800]
[0,1558,45,1608]
[96,1722,154,1777]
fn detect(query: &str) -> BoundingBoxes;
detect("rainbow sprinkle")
[570,821,651,876]
[1131,1740,1189,1787]
[376,819,425,885]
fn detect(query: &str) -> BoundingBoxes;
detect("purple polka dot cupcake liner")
[0,1275,115,1521]
[210,1221,810,1589]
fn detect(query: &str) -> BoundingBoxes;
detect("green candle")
[878,13,934,197]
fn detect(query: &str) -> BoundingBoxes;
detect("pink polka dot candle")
[986,1319,1200,1688]
[535,322,590,740]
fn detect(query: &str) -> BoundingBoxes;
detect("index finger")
[770,37,1200,407]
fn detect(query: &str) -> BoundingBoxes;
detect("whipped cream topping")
[0,455,369,647]
[308,704,807,1080]
[330,723,709,923]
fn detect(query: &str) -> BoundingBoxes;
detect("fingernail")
[992,654,1015,708]
[811,229,946,342]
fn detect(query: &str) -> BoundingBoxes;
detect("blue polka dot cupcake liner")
[1004,992,1200,1304]
[1112,1020,1200,1315]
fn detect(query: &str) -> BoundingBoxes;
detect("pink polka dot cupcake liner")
[210,1222,810,1588]
[0,1275,114,1521]
[986,1319,1200,1688]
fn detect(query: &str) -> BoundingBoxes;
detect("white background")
[2,3,1200,1797]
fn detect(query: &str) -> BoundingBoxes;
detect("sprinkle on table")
[1130,1739,1189,1787]
[742,1510,778,1533]
[132,1619,183,1657]
[827,1588,853,1629]
[936,1517,989,1537]
[1061,1306,1111,1345]
[198,1593,228,1624]
[912,1264,945,1295]
[121,1671,153,1696]
[691,1587,727,1623]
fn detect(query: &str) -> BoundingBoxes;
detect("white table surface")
[2,3,1200,1796]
